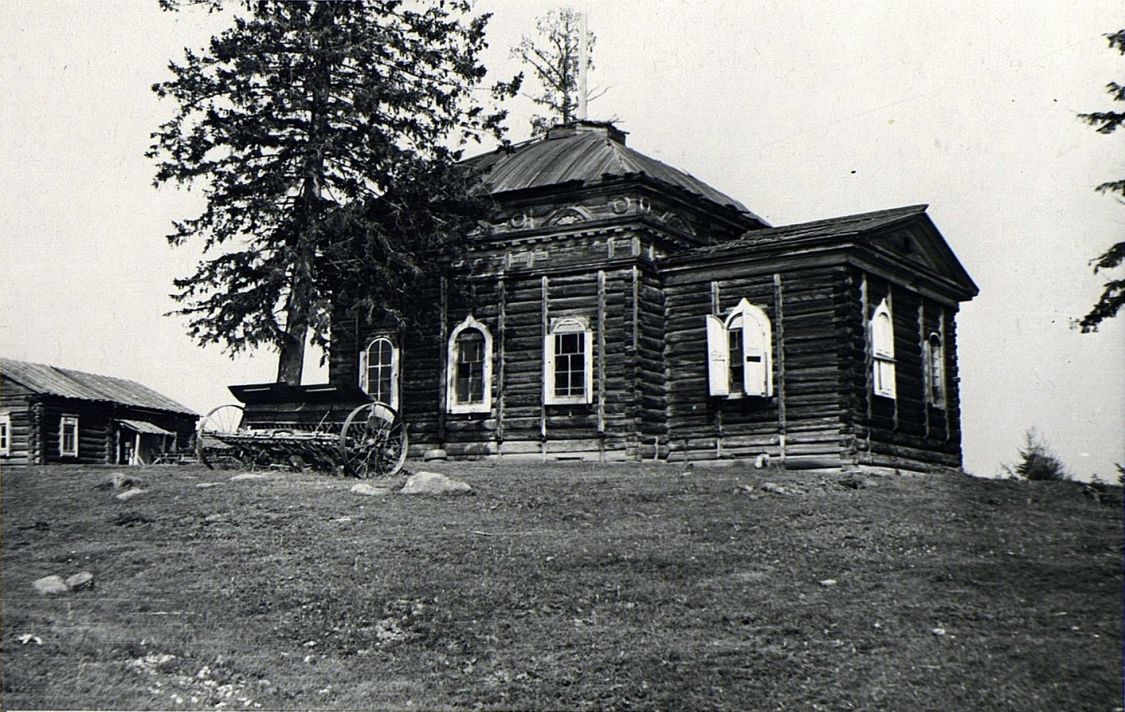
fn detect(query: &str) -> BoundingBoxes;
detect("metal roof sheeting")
[117,418,176,436]
[687,205,931,255]
[0,357,196,415]
[467,122,760,219]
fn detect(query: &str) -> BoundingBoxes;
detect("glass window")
[927,332,945,407]
[706,299,773,398]
[0,414,10,456]
[455,330,485,404]
[545,317,592,405]
[60,416,78,457]
[447,315,493,414]
[361,336,398,408]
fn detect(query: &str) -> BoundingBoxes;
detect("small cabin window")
[870,299,896,399]
[59,415,79,457]
[359,336,399,409]
[706,298,773,398]
[925,332,945,408]
[545,317,593,405]
[0,413,10,456]
[446,315,493,414]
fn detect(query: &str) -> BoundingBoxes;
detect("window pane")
[454,329,485,404]
[728,328,743,392]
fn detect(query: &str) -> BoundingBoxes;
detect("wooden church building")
[328,121,978,473]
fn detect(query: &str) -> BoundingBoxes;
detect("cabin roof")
[466,121,762,221]
[0,357,196,416]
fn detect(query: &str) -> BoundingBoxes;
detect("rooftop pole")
[577,11,588,121]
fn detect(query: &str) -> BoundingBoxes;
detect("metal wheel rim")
[340,402,408,478]
[196,404,245,470]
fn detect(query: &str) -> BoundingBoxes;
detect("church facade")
[327,122,978,473]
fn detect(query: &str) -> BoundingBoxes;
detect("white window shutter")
[583,328,594,404]
[742,318,768,397]
[543,331,555,403]
[358,348,368,391]
[706,315,730,397]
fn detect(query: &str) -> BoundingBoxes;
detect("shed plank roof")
[0,357,196,415]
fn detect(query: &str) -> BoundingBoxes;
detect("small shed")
[0,357,198,466]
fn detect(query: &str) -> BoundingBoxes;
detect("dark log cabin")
[325,121,978,473]
[0,358,198,466]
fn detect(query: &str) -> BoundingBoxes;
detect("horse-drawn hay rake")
[196,383,407,478]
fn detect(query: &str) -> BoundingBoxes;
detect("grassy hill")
[2,462,1121,710]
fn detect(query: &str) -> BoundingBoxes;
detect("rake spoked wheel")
[196,404,247,469]
[340,401,408,478]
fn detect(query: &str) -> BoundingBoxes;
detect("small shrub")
[1007,428,1069,481]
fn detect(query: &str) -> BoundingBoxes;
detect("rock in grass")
[230,473,269,481]
[65,571,95,591]
[351,483,389,496]
[32,575,68,595]
[196,482,223,489]
[400,471,472,496]
[760,482,788,495]
[115,488,145,502]
[97,472,142,491]
[818,579,837,587]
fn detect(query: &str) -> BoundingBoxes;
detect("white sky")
[1,1,1122,480]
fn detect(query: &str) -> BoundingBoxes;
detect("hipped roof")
[0,357,196,416]
[466,122,762,221]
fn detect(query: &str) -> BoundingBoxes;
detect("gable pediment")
[862,215,978,299]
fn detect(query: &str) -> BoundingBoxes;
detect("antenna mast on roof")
[577,11,588,120]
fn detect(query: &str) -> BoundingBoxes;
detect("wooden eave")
[482,173,763,235]
[661,208,978,304]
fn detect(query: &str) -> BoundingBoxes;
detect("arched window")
[925,332,945,408]
[446,315,493,414]
[705,298,773,398]
[359,336,399,408]
[870,299,896,399]
[544,316,593,405]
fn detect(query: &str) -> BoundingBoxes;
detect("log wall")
[846,268,964,471]
[663,265,850,467]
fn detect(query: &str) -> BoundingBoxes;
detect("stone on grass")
[753,453,770,469]
[33,575,68,595]
[65,571,95,591]
[98,472,142,491]
[400,471,472,496]
[230,473,270,481]
[351,483,389,496]
[115,488,145,502]
[196,482,223,489]
[818,579,837,587]
[760,482,788,495]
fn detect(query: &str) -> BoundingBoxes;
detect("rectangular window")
[544,317,593,405]
[60,416,78,457]
[0,414,10,456]
[554,332,586,398]
[455,333,485,403]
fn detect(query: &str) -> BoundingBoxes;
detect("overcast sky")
[1,1,1121,480]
